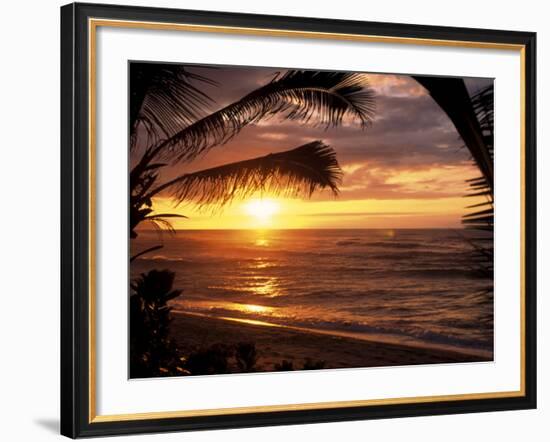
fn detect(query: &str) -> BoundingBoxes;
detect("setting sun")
[243,199,280,224]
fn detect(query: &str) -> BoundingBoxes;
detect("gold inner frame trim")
[88,18,527,423]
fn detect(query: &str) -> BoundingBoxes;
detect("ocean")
[131,229,493,357]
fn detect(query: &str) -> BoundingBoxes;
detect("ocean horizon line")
[136,226,470,232]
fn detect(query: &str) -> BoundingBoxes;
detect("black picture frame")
[61,2,537,438]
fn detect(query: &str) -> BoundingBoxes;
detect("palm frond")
[413,76,493,191]
[142,217,178,235]
[130,63,217,147]
[463,85,494,280]
[462,171,493,232]
[130,245,163,263]
[148,141,342,208]
[461,84,494,226]
[140,213,188,235]
[471,85,494,156]
[150,70,376,163]
[414,77,494,285]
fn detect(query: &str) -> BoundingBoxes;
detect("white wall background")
[0,0,546,440]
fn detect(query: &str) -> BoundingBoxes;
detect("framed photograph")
[60,2,536,438]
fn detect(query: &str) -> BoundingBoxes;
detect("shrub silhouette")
[302,358,326,370]
[129,269,183,378]
[184,344,233,375]
[235,342,258,372]
[274,360,294,372]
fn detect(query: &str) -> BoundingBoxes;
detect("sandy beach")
[170,312,490,374]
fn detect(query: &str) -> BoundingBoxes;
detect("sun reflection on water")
[235,303,273,314]
[252,259,272,269]
[217,316,284,328]
[181,300,277,316]
[250,276,280,297]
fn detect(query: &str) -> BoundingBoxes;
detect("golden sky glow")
[150,193,485,230]
[144,160,486,230]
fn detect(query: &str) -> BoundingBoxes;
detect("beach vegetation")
[274,360,294,371]
[235,342,259,372]
[302,358,326,370]
[274,358,327,372]
[129,269,184,377]
[183,343,233,376]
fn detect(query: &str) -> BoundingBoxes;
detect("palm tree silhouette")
[415,77,493,286]
[129,63,376,238]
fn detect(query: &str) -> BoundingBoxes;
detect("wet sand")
[170,312,490,373]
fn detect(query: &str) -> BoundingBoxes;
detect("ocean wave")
[335,239,363,246]
[135,229,493,354]
[399,268,486,279]
[335,239,423,248]
[435,317,493,331]
[365,241,424,249]
[136,254,190,263]
[281,318,493,352]
[365,250,468,260]
[179,304,493,352]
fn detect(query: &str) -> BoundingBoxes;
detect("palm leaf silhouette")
[414,77,493,280]
[139,70,375,165]
[130,63,217,147]
[147,141,342,209]
[413,76,493,191]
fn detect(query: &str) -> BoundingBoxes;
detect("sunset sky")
[134,65,492,230]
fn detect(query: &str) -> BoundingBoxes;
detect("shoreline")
[170,311,491,373]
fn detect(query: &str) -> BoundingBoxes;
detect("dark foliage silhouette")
[274,360,295,371]
[235,342,259,372]
[274,359,327,372]
[302,358,326,370]
[183,344,233,376]
[414,77,494,290]
[129,270,184,377]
